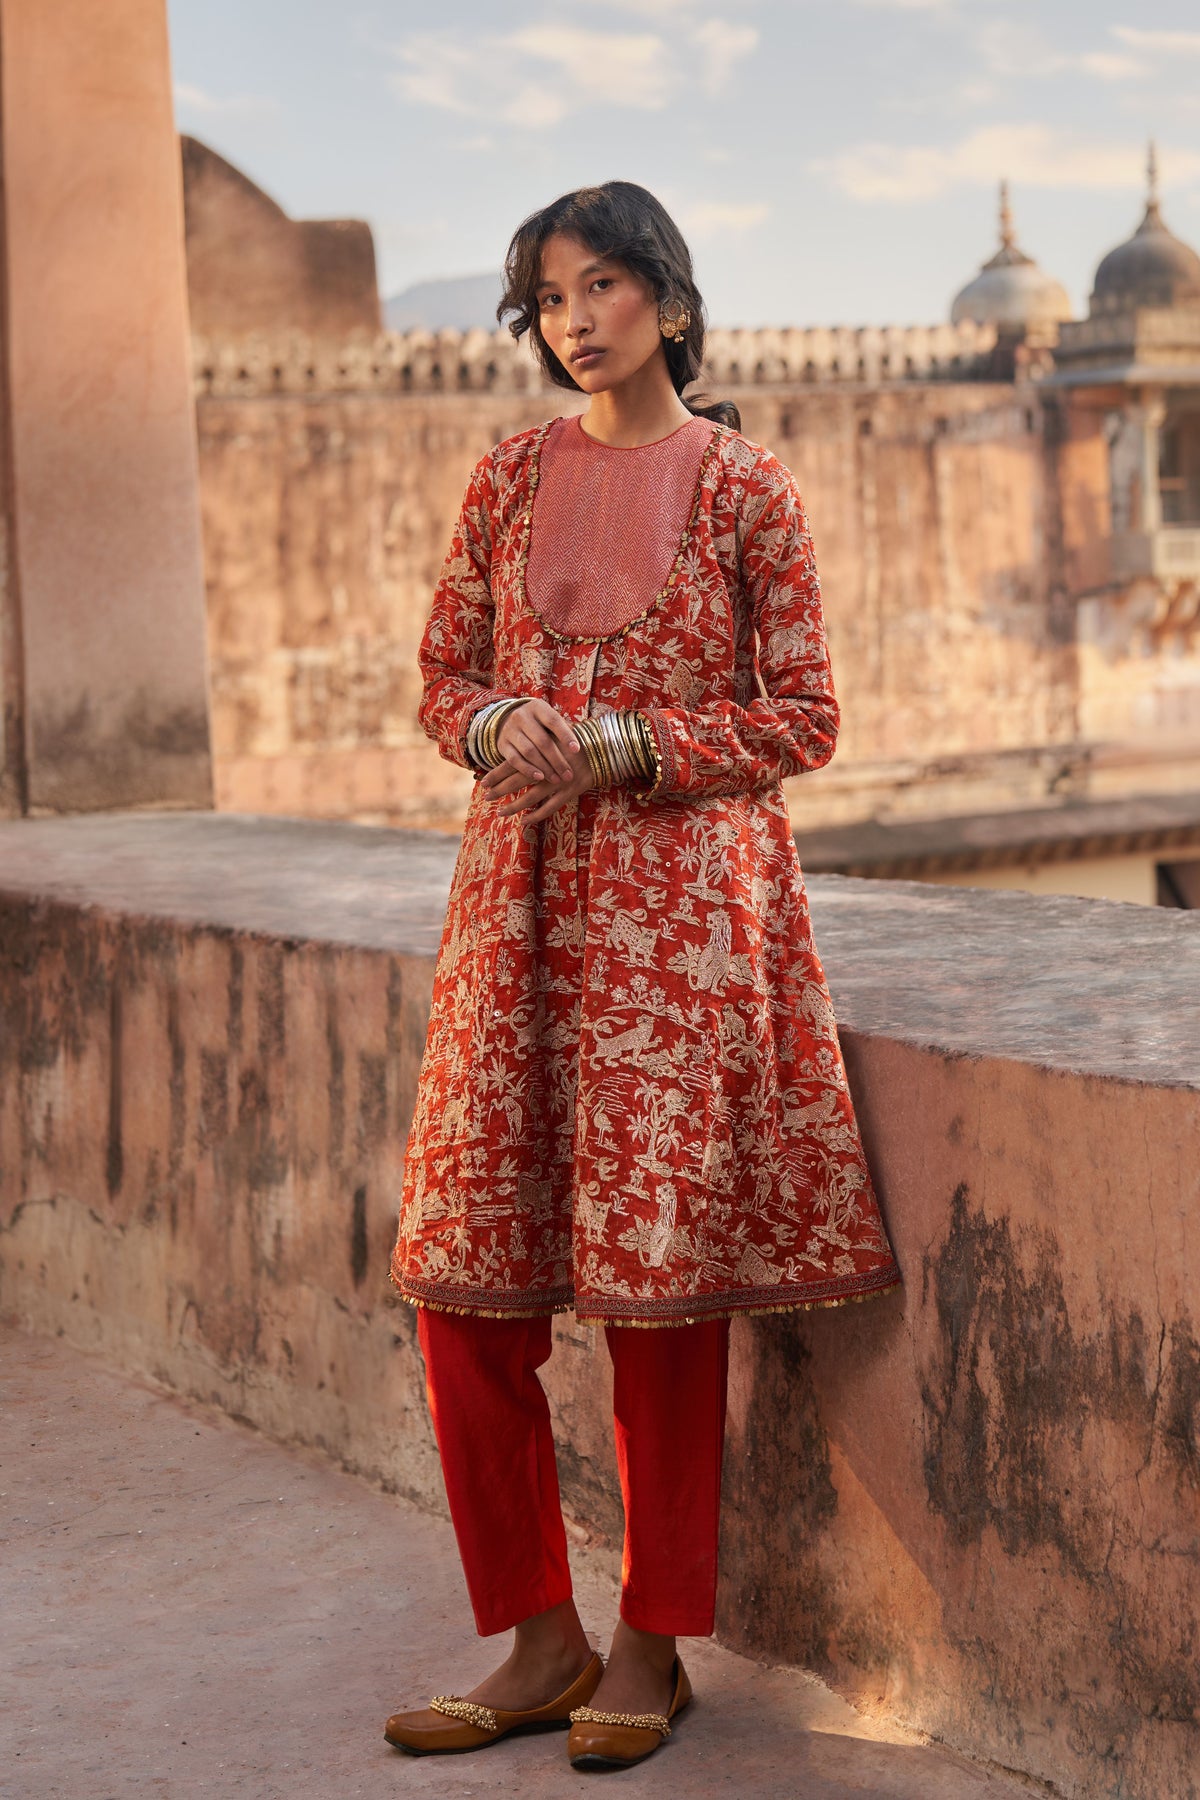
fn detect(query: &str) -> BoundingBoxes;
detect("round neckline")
[570,413,706,452]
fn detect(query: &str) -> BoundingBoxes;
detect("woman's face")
[535,230,665,393]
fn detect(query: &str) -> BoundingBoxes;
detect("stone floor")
[1,1327,1030,1799]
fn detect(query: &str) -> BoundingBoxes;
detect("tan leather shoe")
[384,1650,604,1755]
[567,1655,692,1769]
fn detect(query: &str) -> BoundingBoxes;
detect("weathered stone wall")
[1,811,1197,1799]
[182,137,380,341]
[198,381,1095,832]
[199,390,558,828]
[192,326,1200,838]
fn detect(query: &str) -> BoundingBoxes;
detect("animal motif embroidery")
[390,420,901,1325]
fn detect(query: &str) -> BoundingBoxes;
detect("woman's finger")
[499,707,577,783]
[490,767,552,805]
[537,708,582,768]
[483,746,557,787]
[479,750,567,792]
[513,715,576,782]
[496,779,563,818]
[479,761,536,793]
[498,779,579,821]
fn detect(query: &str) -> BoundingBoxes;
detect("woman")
[384,181,901,1772]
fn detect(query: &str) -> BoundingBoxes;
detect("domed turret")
[1090,143,1200,316]
[951,182,1073,332]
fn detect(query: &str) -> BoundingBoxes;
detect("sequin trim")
[388,1264,902,1329]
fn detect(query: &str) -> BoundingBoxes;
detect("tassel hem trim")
[387,1265,902,1329]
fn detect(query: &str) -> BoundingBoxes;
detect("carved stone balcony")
[1111,524,1200,581]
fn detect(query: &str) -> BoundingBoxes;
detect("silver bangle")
[466,698,514,769]
[596,711,640,784]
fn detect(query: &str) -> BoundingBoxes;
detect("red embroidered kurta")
[390,414,901,1326]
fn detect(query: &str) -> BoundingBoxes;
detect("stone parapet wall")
[1056,303,1200,369]
[192,318,999,400]
[1,811,1197,1799]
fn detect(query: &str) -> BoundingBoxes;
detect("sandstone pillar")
[0,0,211,815]
[1138,390,1166,534]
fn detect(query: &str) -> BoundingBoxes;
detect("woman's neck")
[579,362,693,449]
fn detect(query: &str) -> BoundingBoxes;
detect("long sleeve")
[638,458,840,801]
[416,451,524,770]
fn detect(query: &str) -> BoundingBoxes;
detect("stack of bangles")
[466,698,659,790]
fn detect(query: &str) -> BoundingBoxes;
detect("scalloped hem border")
[387,1266,903,1329]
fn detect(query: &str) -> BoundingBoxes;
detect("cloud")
[975,21,1145,82]
[679,200,769,237]
[1111,26,1200,56]
[1077,51,1147,81]
[814,125,1200,203]
[976,21,1068,78]
[389,25,675,127]
[173,82,277,117]
[509,24,673,109]
[584,0,699,13]
[388,15,758,128]
[690,20,759,94]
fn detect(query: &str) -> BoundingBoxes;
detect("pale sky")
[167,0,1200,329]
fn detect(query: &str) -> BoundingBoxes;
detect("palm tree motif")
[678,816,743,903]
[629,1084,692,1175]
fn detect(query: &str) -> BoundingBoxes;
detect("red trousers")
[416,1307,731,1638]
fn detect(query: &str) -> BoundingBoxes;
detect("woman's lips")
[572,349,605,368]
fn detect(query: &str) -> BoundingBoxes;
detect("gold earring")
[659,300,691,344]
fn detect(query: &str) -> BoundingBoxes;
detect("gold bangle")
[596,713,621,784]
[630,712,656,778]
[481,698,525,769]
[575,719,609,790]
[596,717,618,787]
[606,712,634,782]
[612,712,639,783]
[589,719,613,789]
[633,711,663,789]
[615,710,645,781]
[493,701,518,763]
[466,702,500,769]
[481,705,496,766]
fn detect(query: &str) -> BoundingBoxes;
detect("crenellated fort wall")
[192,318,1000,400]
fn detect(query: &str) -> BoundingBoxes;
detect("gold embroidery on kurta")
[391,421,901,1323]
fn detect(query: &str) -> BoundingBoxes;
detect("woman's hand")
[487,698,578,786]
[478,699,596,823]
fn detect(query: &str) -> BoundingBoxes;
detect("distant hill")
[383,272,505,332]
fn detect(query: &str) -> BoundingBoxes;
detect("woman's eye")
[593,278,613,292]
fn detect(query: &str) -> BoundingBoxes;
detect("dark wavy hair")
[496,180,740,431]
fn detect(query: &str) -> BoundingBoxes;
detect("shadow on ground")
[1,1327,1029,1799]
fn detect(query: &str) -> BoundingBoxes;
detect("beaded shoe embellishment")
[569,1705,671,1736]
[428,1695,500,1732]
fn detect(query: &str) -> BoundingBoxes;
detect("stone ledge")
[1,808,1197,1799]
[1,809,1197,1087]
[794,788,1200,877]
